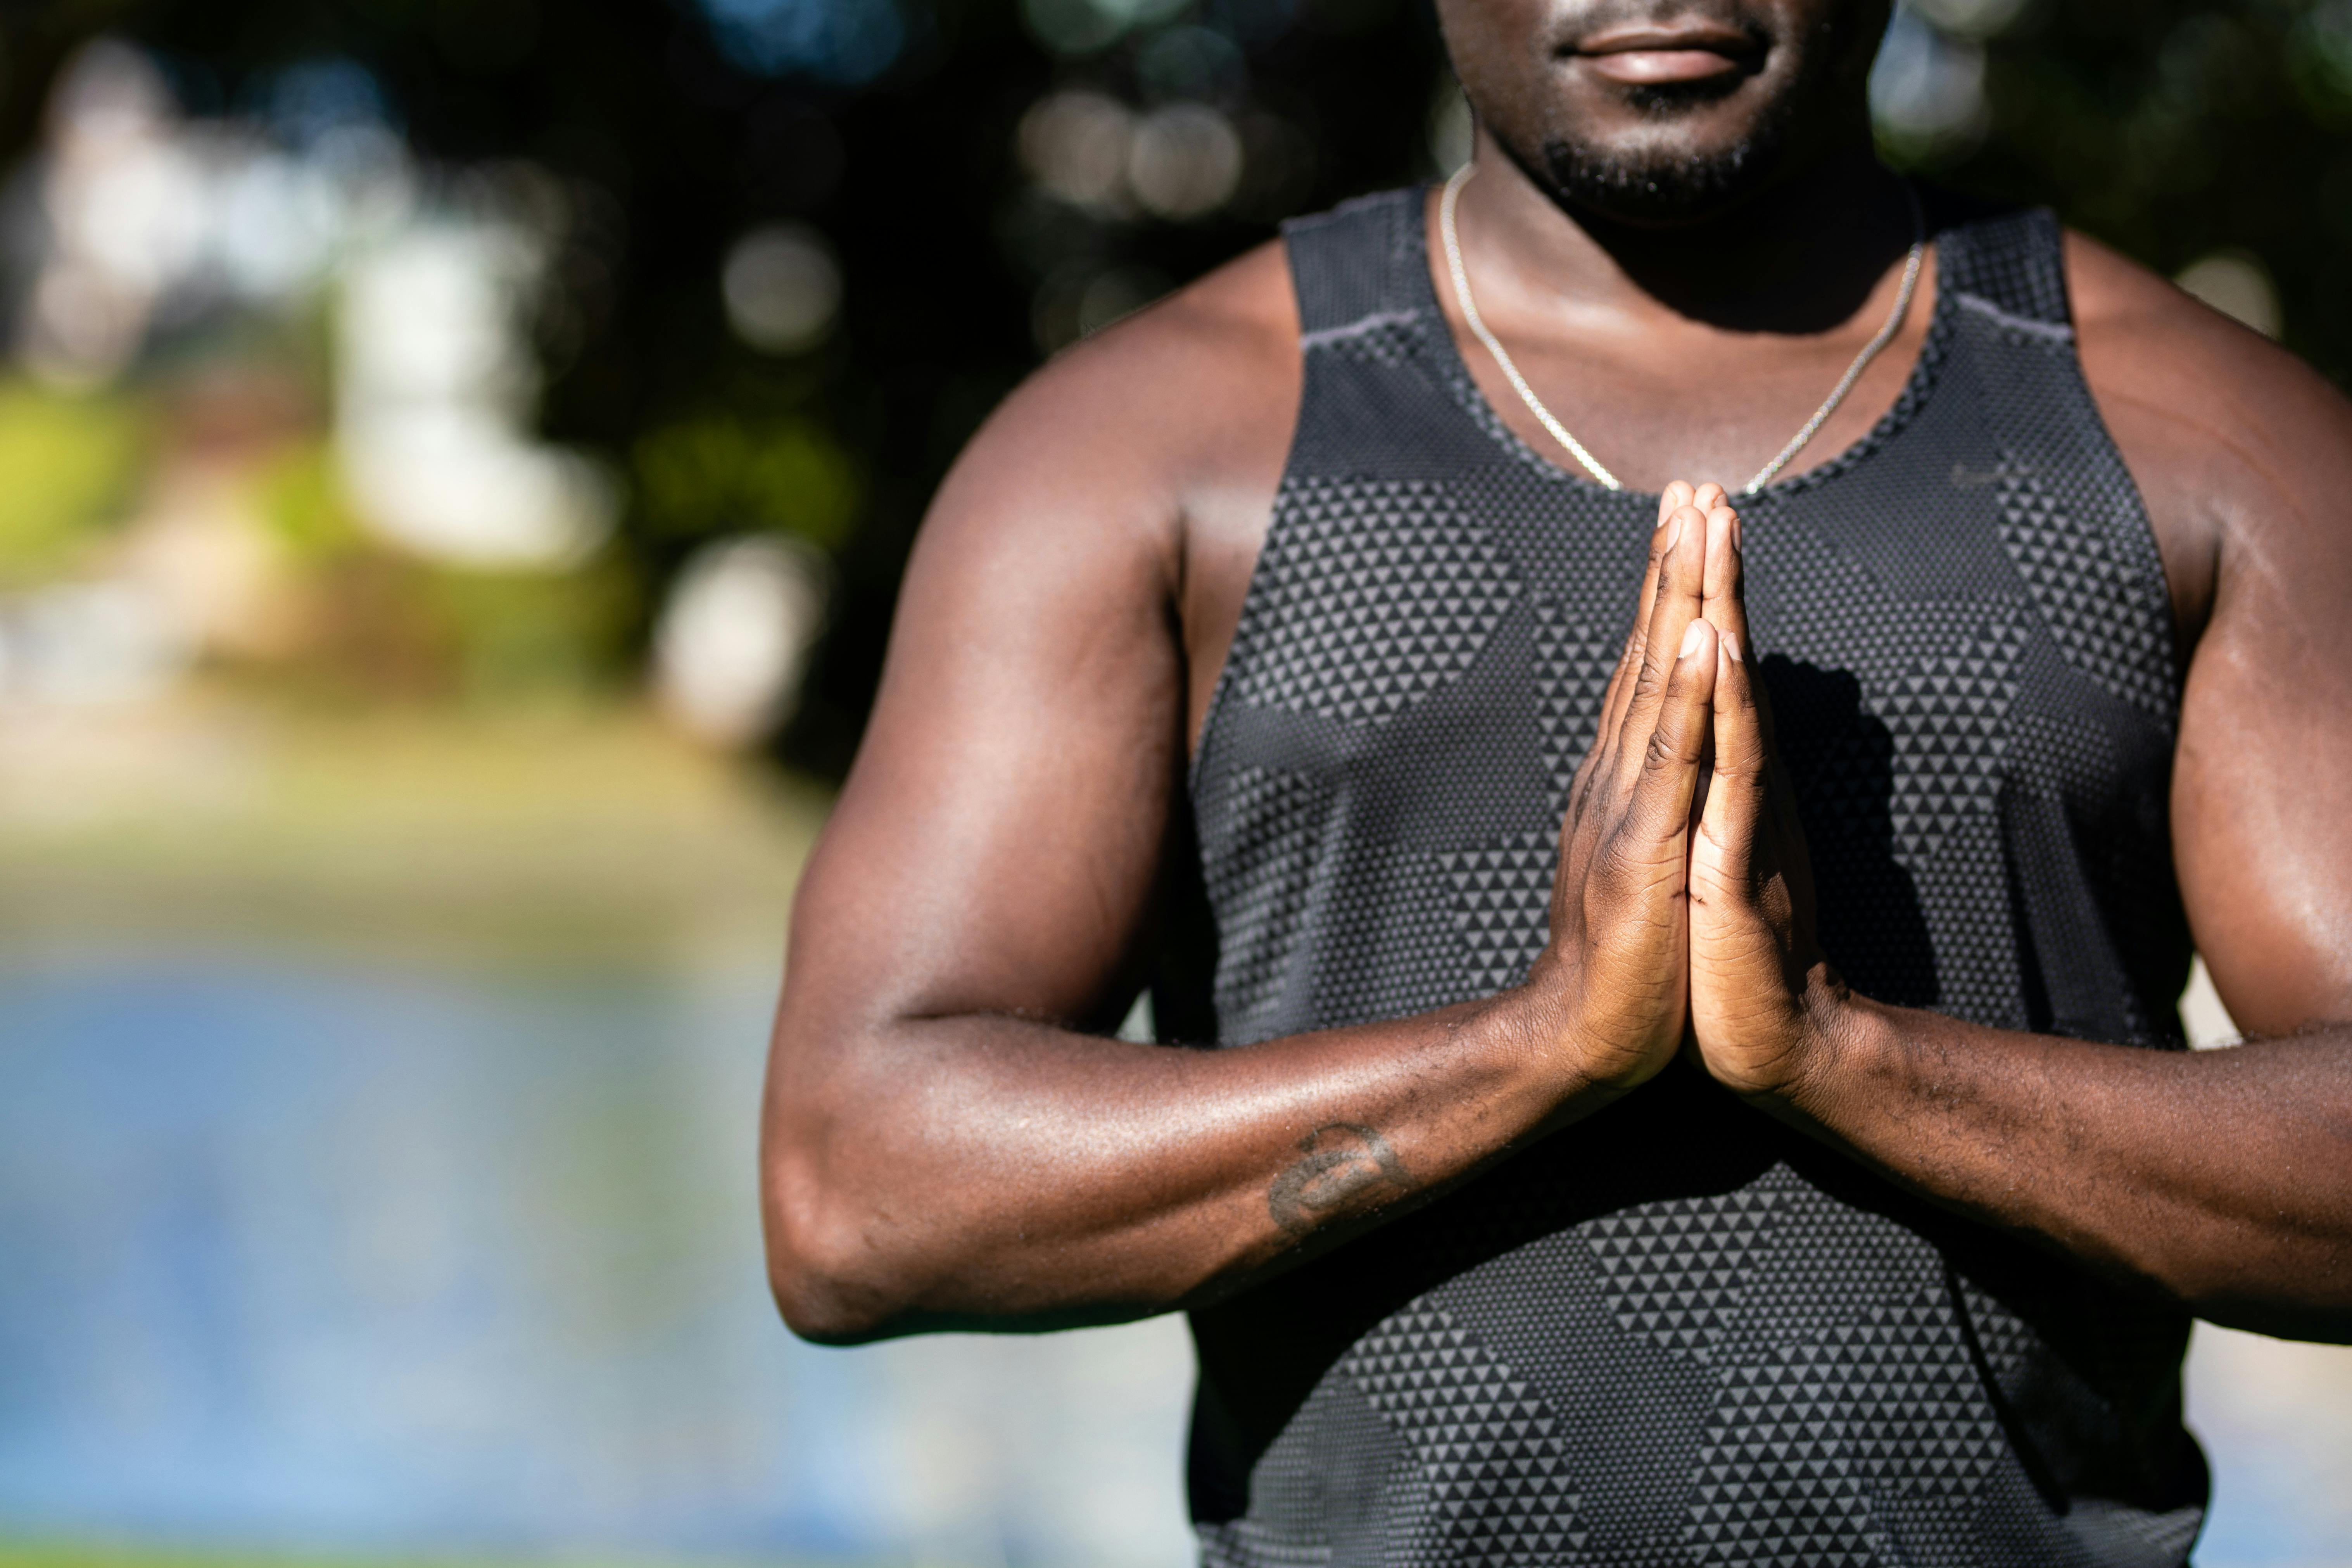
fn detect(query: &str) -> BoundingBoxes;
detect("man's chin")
[1535,140,1776,229]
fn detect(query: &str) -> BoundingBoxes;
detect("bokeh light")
[699,0,907,83]
[1126,102,1243,219]
[1870,4,1991,158]
[721,223,844,354]
[1021,90,1138,211]
[2176,250,2283,338]
[1022,0,1190,57]
[653,535,827,746]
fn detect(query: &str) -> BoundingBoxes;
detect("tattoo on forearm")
[1268,1122,1418,1237]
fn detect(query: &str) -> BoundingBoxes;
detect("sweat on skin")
[761,0,2352,1557]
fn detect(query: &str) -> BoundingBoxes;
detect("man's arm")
[760,258,1723,1344]
[1682,260,2352,1339]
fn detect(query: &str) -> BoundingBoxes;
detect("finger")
[1636,483,1695,647]
[1627,484,1696,668]
[1697,626,1768,876]
[1635,482,1699,659]
[1701,500,1785,758]
[1613,501,1709,793]
[1621,615,1719,845]
[1693,483,1737,604]
[1577,482,1701,818]
[1599,506,1681,738]
[1701,503,1749,652]
[1578,511,1679,812]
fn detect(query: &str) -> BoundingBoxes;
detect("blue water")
[1,947,2344,1566]
[0,950,1195,1565]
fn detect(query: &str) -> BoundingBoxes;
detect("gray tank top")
[1180,188,2205,1567]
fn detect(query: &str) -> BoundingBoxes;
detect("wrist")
[1757,965,1881,1121]
[1499,954,1656,1101]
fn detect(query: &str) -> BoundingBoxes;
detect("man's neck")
[1457,131,1917,337]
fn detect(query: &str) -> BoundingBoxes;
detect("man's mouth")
[1571,22,1760,85]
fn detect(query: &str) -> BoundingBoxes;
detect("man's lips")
[1573,24,1758,85]
[1584,48,1742,83]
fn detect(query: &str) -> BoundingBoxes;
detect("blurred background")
[0,0,2347,1566]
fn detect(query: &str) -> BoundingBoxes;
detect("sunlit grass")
[0,693,832,963]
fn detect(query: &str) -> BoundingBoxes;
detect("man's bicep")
[2171,371,2352,1036]
[786,398,1189,1037]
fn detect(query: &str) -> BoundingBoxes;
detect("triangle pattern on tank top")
[1876,611,2027,866]
[1532,599,1619,808]
[1233,475,1520,725]
[1198,766,1331,1021]
[1187,192,2201,1568]
[1437,831,1555,994]
[1994,460,2173,721]
[1685,1287,2003,1567]
[1343,1302,1590,1564]
[1583,1187,1786,1361]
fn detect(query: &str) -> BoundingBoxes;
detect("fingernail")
[1723,631,1742,663]
[1679,620,1706,659]
[1664,511,1682,549]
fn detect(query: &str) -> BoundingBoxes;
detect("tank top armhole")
[1186,193,1423,794]
[1948,206,2186,731]
[1938,207,2072,329]
[1279,188,1423,338]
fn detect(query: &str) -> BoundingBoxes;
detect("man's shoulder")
[1005,237,1299,440]
[2060,226,2352,639]
[939,236,1301,561]
[916,236,1301,587]
[2064,229,2341,437]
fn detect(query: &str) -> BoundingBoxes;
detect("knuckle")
[1587,843,1640,901]
[1708,753,1760,786]
[1627,665,1667,708]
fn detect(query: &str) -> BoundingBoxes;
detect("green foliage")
[254,440,367,559]
[0,382,149,580]
[245,439,635,704]
[268,549,639,707]
[422,556,640,703]
[632,413,860,552]
[1924,0,2352,380]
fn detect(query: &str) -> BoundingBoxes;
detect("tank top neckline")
[1396,183,1959,505]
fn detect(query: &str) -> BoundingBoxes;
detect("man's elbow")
[760,1140,941,1344]
[767,1266,893,1346]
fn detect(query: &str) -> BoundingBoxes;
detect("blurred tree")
[0,0,2340,772]
[0,0,1446,772]
[0,382,150,581]
[1909,0,2352,382]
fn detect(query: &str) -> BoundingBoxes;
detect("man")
[759,0,2352,1558]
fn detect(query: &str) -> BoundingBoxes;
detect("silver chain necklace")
[1438,161,1925,496]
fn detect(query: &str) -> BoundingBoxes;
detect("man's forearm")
[1773,988,2352,1339]
[765,496,1724,1344]
[760,985,1614,1343]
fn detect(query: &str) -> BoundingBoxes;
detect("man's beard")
[1493,63,1820,226]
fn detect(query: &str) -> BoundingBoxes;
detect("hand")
[1522,482,1721,1092]
[1682,496,1848,1100]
